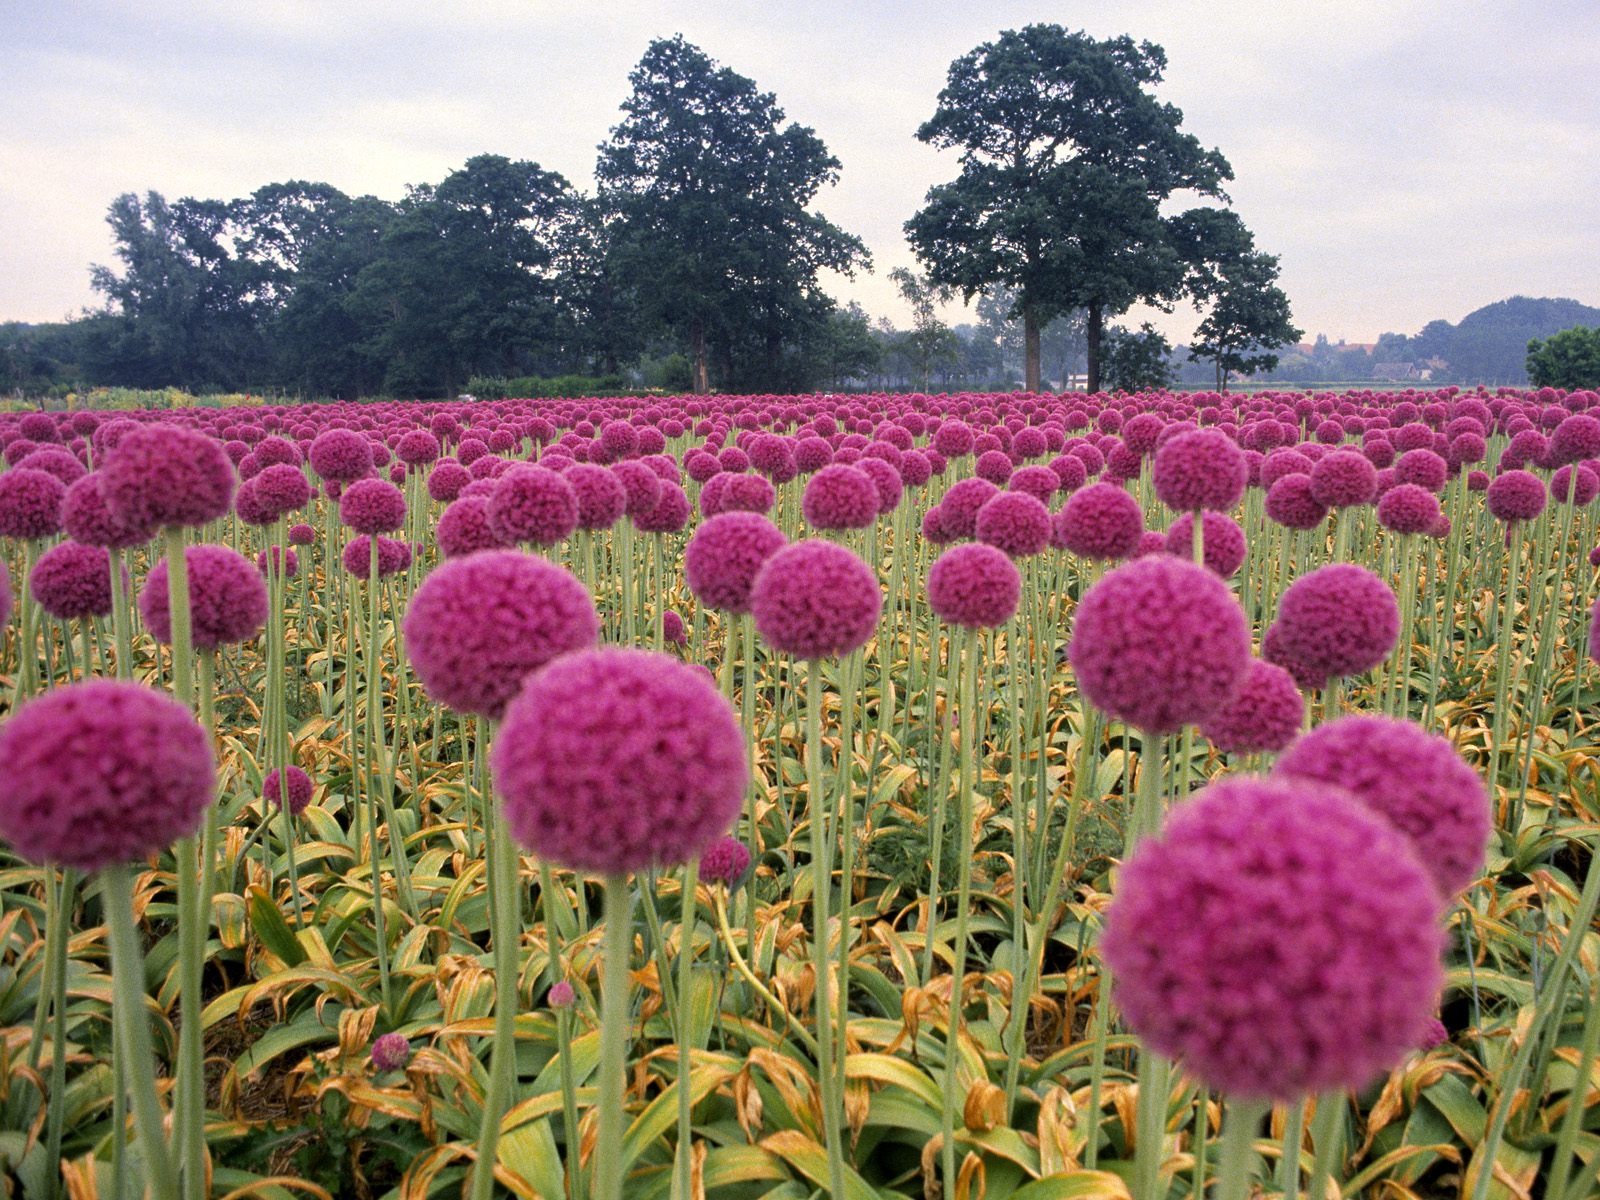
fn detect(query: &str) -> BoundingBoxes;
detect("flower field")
[0,387,1597,1200]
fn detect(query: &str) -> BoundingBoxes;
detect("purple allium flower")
[1309,450,1378,509]
[565,464,627,530]
[1486,469,1547,524]
[1152,428,1247,512]
[634,481,690,534]
[1264,474,1328,531]
[60,472,154,549]
[252,463,313,518]
[288,522,316,547]
[1009,465,1059,503]
[933,419,975,458]
[30,542,116,620]
[975,491,1051,558]
[802,465,878,531]
[492,647,746,874]
[340,478,407,535]
[699,835,752,886]
[1260,449,1315,490]
[1068,555,1250,735]
[1552,464,1600,506]
[548,980,577,1008]
[1164,512,1246,579]
[750,540,881,660]
[975,448,1014,485]
[1054,482,1143,560]
[1418,1017,1449,1050]
[396,429,442,467]
[1394,449,1448,493]
[308,429,374,482]
[0,680,214,871]
[685,512,787,614]
[342,535,410,578]
[17,447,87,486]
[1133,529,1169,558]
[263,765,314,816]
[713,473,777,517]
[1550,414,1600,465]
[1198,659,1305,754]
[102,426,235,530]
[1376,483,1441,535]
[1048,454,1088,494]
[1271,563,1398,686]
[1275,715,1490,897]
[0,468,66,540]
[427,461,471,503]
[370,1032,410,1072]
[1262,622,1327,692]
[436,496,509,559]
[233,477,278,528]
[141,545,269,650]
[662,609,687,646]
[404,550,598,719]
[487,465,578,547]
[855,457,903,514]
[927,543,1021,629]
[611,460,662,518]
[1101,775,1446,1101]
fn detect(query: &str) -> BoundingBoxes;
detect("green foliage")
[465,373,632,400]
[1187,251,1301,389]
[1100,322,1176,390]
[1527,325,1600,389]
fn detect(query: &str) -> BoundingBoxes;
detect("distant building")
[1372,362,1420,380]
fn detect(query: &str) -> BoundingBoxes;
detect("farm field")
[0,386,1597,1200]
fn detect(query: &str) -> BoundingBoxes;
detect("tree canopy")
[1527,326,1600,389]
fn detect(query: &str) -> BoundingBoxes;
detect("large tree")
[1187,250,1301,390]
[1527,326,1600,389]
[596,36,868,392]
[906,24,1232,392]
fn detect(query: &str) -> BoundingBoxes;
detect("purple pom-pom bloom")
[662,609,687,647]
[102,425,235,530]
[340,477,407,535]
[370,1032,410,1072]
[548,980,576,1008]
[802,465,879,531]
[975,492,1051,558]
[751,540,881,660]
[436,496,509,559]
[0,680,214,871]
[0,468,66,540]
[1310,450,1378,509]
[633,482,691,534]
[699,835,752,886]
[1054,482,1142,560]
[1271,564,1398,686]
[1376,483,1441,535]
[61,473,154,549]
[404,550,598,719]
[1068,556,1250,734]
[1486,469,1547,524]
[1198,659,1305,754]
[939,478,1001,540]
[309,429,374,482]
[1102,775,1446,1100]
[342,535,411,578]
[288,522,316,547]
[489,465,579,547]
[257,546,300,578]
[566,464,628,530]
[140,545,268,650]
[30,542,116,620]
[492,647,747,874]
[1265,474,1328,531]
[263,765,314,816]
[685,512,787,614]
[1275,715,1490,897]
[1164,512,1246,579]
[1152,428,1247,511]
[927,543,1021,629]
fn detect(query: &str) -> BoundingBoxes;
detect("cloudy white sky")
[2,1,1596,344]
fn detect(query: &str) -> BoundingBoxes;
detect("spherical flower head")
[564,463,627,530]
[1164,511,1247,579]
[253,463,313,519]
[18,447,88,486]
[1272,563,1398,685]
[1055,482,1143,560]
[900,449,933,487]
[975,491,1051,558]
[404,550,598,718]
[309,429,374,482]
[1486,469,1548,524]
[1261,449,1315,490]
[1199,659,1304,754]
[234,477,278,528]
[492,647,747,873]
[1394,449,1448,493]
[102,425,235,530]
[342,535,410,578]
[141,544,268,650]
[1101,775,1446,1101]
[396,429,441,467]
[1264,474,1327,531]
[751,539,881,660]
[264,765,314,816]
[1009,465,1058,503]
[1310,450,1378,509]
[1152,428,1247,512]
[1553,464,1600,507]
[611,460,662,518]
[1068,555,1250,734]
[369,1032,410,1073]
[1376,483,1441,535]
[1550,413,1600,465]
[802,465,878,531]
[927,542,1022,630]
[1133,529,1169,558]
[856,457,903,514]
[933,419,975,458]
[548,980,577,1008]
[340,477,407,535]
[487,465,578,547]
[685,512,787,614]
[288,522,316,547]
[1275,715,1490,897]
[634,481,690,533]
[716,472,778,516]
[427,461,470,503]
[699,835,752,886]
[662,609,688,647]
[18,412,57,442]
[61,472,154,549]
[975,449,1014,486]
[436,495,509,559]
[0,679,214,871]
[938,477,1000,540]
[1049,454,1088,494]
[0,467,66,540]
[31,542,116,620]
[257,546,300,579]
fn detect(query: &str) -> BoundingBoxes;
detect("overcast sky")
[3,1,1596,345]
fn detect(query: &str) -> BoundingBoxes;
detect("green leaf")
[247,885,306,966]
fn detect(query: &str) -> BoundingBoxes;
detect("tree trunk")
[1023,307,1041,392]
[1086,302,1104,393]
[689,318,709,394]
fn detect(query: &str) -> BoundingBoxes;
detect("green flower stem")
[675,861,697,1200]
[1215,1099,1266,1200]
[596,873,634,1200]
[556,1001,583,1200]
[109,548,133,679]
[711,889,819,1056]
[1486,531,1521,787]
[103,863,179,1200]
[366,543,417,922]
[363,541,395,1021]
[618,521,636,643]
[1278,1099,1305,1198]
[922,634,956,988]
[1305,1092,1344,1200]
[941,626,979,1198]
[44,867,76,1200]
[470,790,522,1200]
[11,540,39,702]
[1544,975,1600,1200]
[806,659,847,1200]
[1131,736,1169,1200]
[1190,1090,1210,1200]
